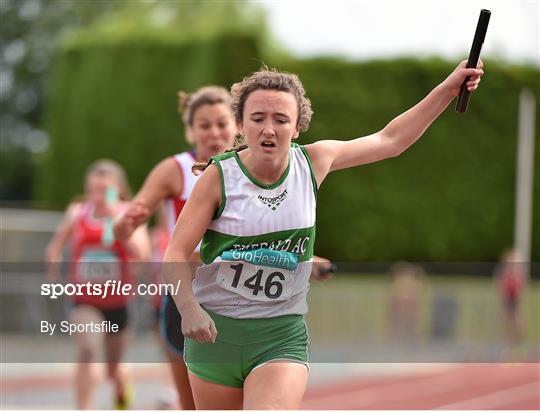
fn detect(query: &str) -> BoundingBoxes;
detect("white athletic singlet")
[194,144,318,318]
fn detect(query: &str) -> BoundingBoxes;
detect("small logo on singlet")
[258,190,288,211]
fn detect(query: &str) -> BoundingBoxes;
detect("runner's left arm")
[305,60,484,186]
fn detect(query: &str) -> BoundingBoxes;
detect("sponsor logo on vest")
[223,248,298,271]
[258,190,288,211]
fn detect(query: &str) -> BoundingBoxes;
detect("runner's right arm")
[163,164,221,343]
[114,157,182,240]
[44,202,80,281]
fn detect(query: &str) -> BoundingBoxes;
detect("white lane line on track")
[303,369,470,409]
[435,381,540,410]
[303,365,538,409]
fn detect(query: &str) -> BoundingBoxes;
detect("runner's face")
[190,103,236,160]
[85,174,118,205]
[240,90,299,161]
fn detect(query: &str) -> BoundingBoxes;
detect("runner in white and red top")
[149,204,170,322]
[114,86,237,410]
[45,159,150,410]
[165,150,199,235]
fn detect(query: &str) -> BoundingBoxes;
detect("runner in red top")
[70,202,134,309]
[494,248,528,346]
[46,159,150,410]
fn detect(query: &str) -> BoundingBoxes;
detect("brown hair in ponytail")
[191,134,246,176]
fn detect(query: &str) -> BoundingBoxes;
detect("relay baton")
[456,9,491,113]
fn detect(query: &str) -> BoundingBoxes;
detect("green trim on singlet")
[200,225,316,265]
[233,151,290,190]
[211,160,226,220]
[210,151,236,220]
[299,145,318,199]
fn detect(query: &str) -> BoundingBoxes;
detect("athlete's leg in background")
[160,293,196,409]
[164,346,196,409]
[70,305,104,409]
[104,328,132,408]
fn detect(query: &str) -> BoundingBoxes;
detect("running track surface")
[2,363,539,409]
[302,363,540,410]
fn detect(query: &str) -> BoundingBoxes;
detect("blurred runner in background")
[494,248,528,347]
[389,261,425,342]
[45,159,151,409]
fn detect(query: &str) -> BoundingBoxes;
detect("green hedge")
[38,28,539,262]
[39,32,261,205]
[276,58,540,262]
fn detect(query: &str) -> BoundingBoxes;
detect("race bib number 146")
[216,248,298,302]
